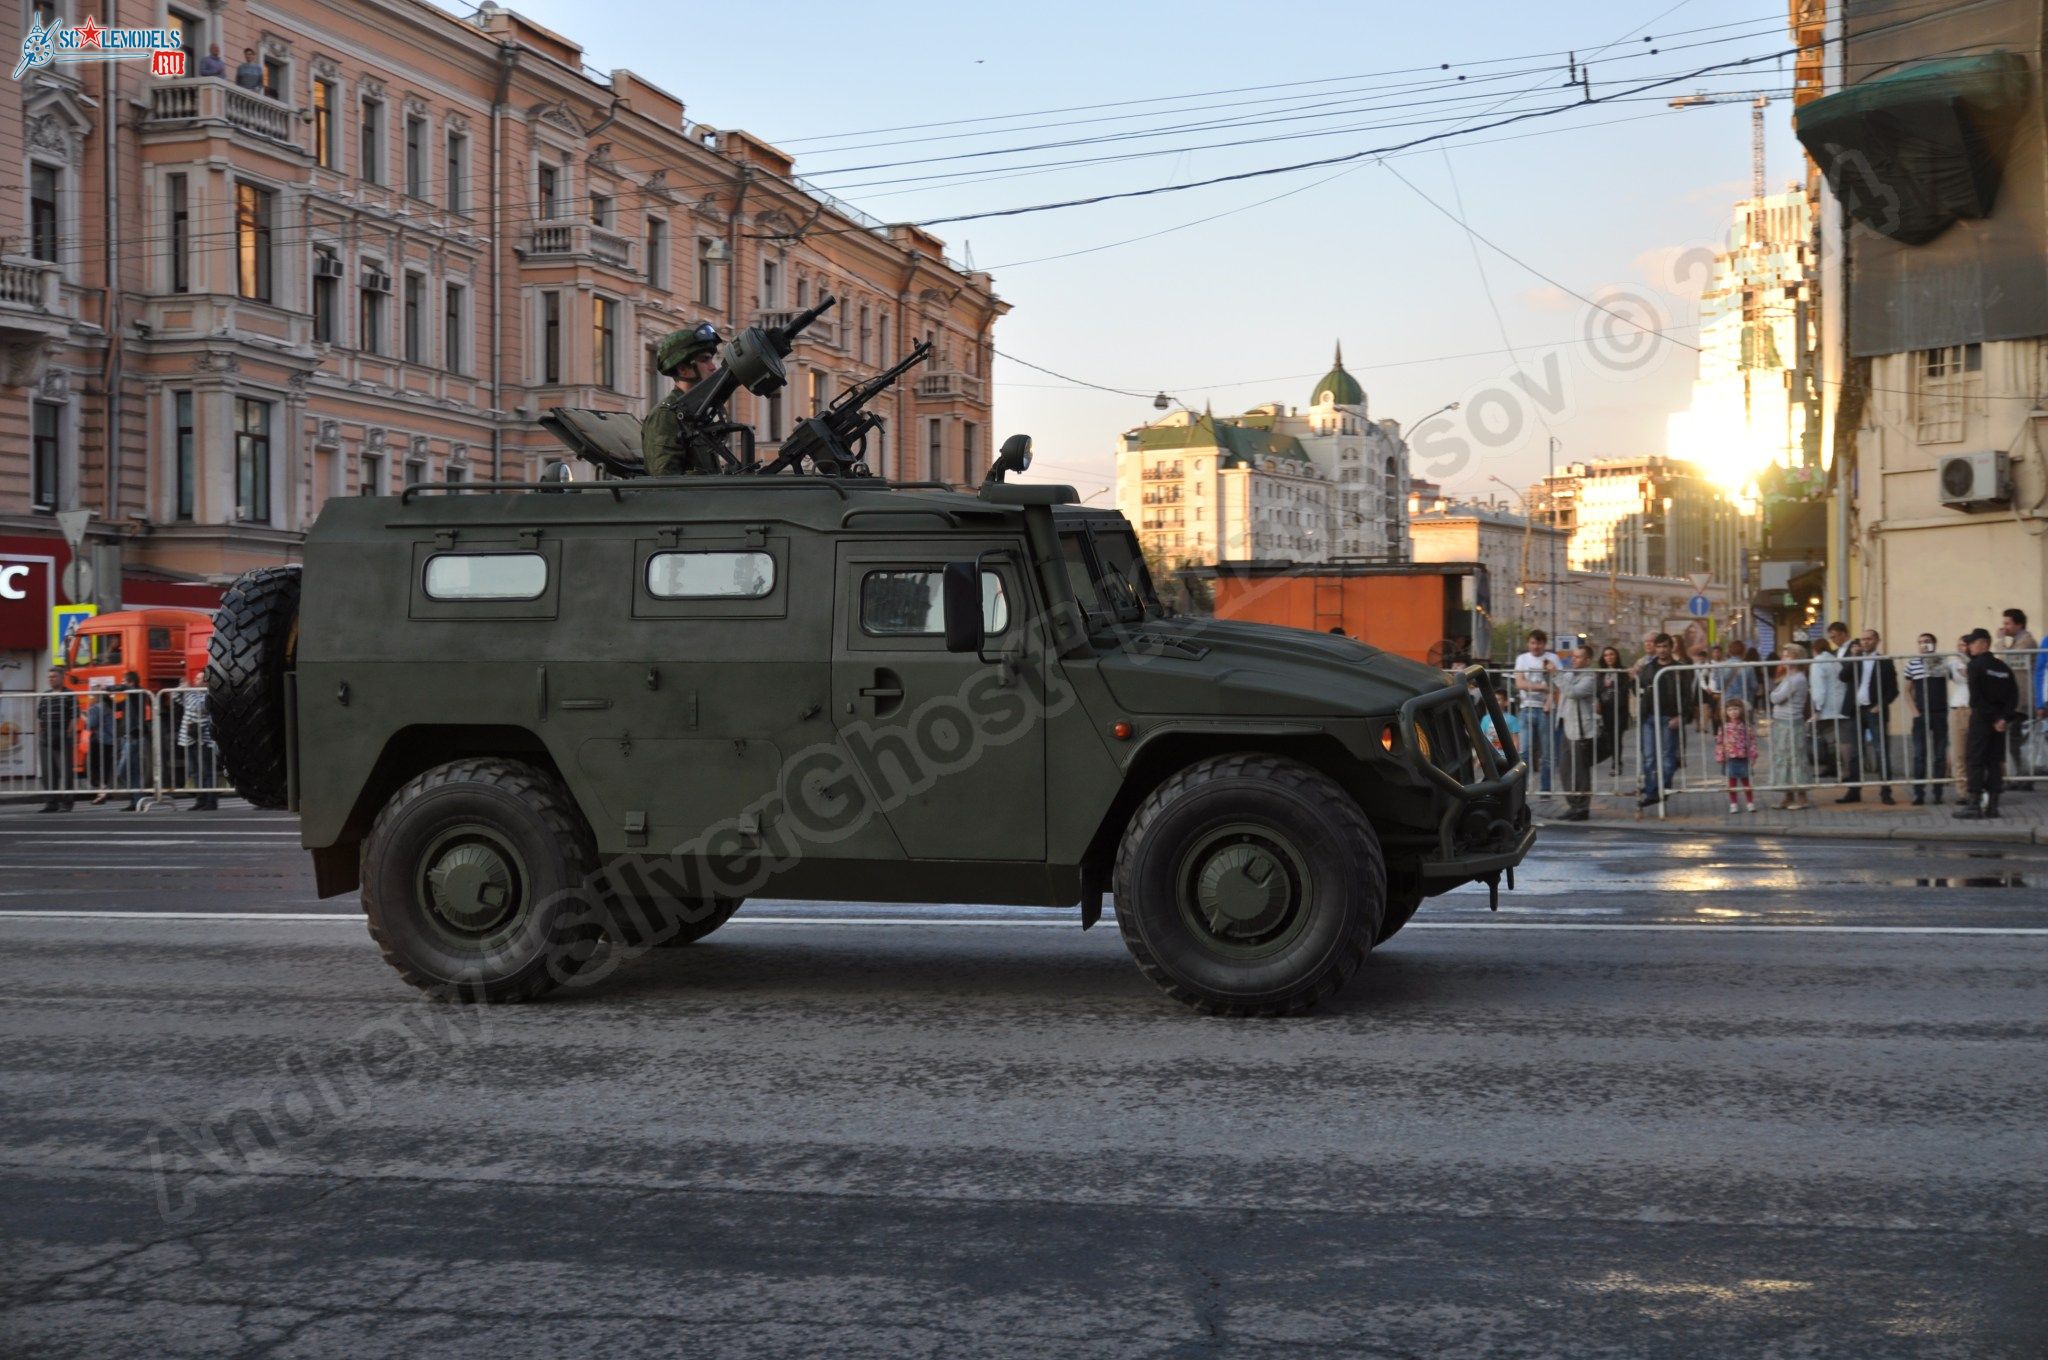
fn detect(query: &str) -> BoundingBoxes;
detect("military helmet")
[654,322,722,376]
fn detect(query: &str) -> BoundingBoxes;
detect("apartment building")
[0,0,1004,675]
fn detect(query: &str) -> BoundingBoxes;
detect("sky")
[461,0,1811,503]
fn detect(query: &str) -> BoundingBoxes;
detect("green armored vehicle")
[207,314,1531,1016]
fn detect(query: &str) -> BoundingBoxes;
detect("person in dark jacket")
[109,671,152,811]
[1839,628,1900,804]
[1632,633,1691,806]
[36,667,76,812]
[1955,629,2021,819]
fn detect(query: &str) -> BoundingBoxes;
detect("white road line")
[0,830,303,837]
[0,910,2044,936]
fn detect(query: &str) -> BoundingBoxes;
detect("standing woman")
[1597,644,1630,776]
[1769,643,1814,810]
[1555,643,1601,820]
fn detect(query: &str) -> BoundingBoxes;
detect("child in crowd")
[1717,696,1760,813]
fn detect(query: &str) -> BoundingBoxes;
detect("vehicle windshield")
[1058,524,1163,628]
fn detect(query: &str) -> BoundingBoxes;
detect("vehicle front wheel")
[1113,754,1384,1017]
[361,758,605,1002]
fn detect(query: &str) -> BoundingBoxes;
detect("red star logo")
[74,16,102,48]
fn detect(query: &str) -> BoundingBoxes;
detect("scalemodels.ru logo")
[13,15,186,81]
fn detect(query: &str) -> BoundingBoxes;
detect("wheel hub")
[424,840,518,935]
[1179,825,1309,954]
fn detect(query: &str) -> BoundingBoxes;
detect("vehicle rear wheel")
[1113,754,1384,1017]
[205,565,300,809]
[1376,873,1426,944]
[361,758,604,1002]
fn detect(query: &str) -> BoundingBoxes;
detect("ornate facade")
[0,0,1004,672]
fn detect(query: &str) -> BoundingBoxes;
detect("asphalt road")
[1,805,2045,1357]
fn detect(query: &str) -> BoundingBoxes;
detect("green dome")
[1311,341,1364,408]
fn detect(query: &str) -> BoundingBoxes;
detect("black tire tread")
[1113,753,1383,1017]
[361,756,599,1003]
[204,565,300,809]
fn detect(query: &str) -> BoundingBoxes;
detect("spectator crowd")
[1487,608,2048,822]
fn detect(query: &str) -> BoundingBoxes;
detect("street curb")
[1535,816,2045,846]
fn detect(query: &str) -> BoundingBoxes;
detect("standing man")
[642,324,727,477]
[1513,630,1559,795]
[196,43,226,77]
[1555,643,1600,821]
[1811,623,1855,788]
[1945,633,1974,802]
[1902,632,1949,806]
[1632,633,1687,807]
[1845,628,1899,804]
[1995,608,2038,788]
[35,668,76,813]
[233,47,264,91]
[1955,629,2021,819]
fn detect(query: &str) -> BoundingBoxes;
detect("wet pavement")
[1,806,2045,1356]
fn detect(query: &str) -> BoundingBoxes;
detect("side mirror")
[941,561,983,655]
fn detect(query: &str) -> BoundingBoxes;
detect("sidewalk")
[1534,786,2048,844]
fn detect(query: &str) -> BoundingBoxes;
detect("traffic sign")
[51,603,95,661]
[59,557,94,604]
[1686,594,1712,617]
[1687,571,1712,592]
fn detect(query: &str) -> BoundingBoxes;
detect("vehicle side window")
[423,552,548,601]
[860,569,1009,637]
[646,550,775,600]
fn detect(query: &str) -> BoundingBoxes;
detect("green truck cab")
[207,466,1532,1016]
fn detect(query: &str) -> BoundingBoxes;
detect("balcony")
[914,371,984,403]
[757,308,840,349]
[525,220,637,273]
[144,78,300,149]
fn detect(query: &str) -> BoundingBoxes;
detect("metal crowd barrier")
[1644,648,2046,816]
[0,686,238,810]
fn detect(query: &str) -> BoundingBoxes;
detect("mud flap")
[1081,891,1103,930]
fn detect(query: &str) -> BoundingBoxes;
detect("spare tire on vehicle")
[206,564,301,809]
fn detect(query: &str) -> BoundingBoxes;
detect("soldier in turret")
[642,323,725,476]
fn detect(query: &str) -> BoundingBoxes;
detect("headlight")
[1379,722,1432,761]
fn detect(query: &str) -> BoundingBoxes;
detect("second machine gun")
[672,294,931,478]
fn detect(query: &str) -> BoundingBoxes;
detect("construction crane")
[1670,93,1769,202]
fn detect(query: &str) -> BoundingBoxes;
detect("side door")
[830,538,1046,862]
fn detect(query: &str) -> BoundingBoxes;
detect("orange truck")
[61,607,216,691]
[1190,561,1491,666]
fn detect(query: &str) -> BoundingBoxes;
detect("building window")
[807,369,827,413]
[402,271,425,363]
[878,314,890,361]
[795,276,809,310]
[312,247,339,343]
[170,8,204,61]
[359,96,383,184]
[166,173,189,293]
[171,391,197,521]
[359,264,388,355]
[31,401,61,513]
[444,282,465,373]
[858,305,871,364]
[927,419,942,479]
[963,422,978,483]
[260,55,285,100]
[29,164,59,263]
[404,114,426,198]
[445,463,466,486]
[589,191,612,228]
[445,131,467,212]
[235,181,273,302]
[234,397,271,524]
[761,257,780,309]
[594,296,619,389]
[403,459,425,488]
[312,78,335,168]
[536,163,559,220]
[539,290,561,384]
[360,452,383,496]
[696,238,718,304]
[1919,343,1982,378]
[645,217,667,290]
[763,390,784,442]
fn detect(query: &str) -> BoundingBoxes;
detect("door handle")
[859,668,904,716]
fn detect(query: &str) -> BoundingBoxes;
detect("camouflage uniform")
[643,323,725,476]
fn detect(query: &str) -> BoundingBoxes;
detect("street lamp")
[1399,400,1461,432]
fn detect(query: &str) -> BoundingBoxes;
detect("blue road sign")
[1686,594,1712,618]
